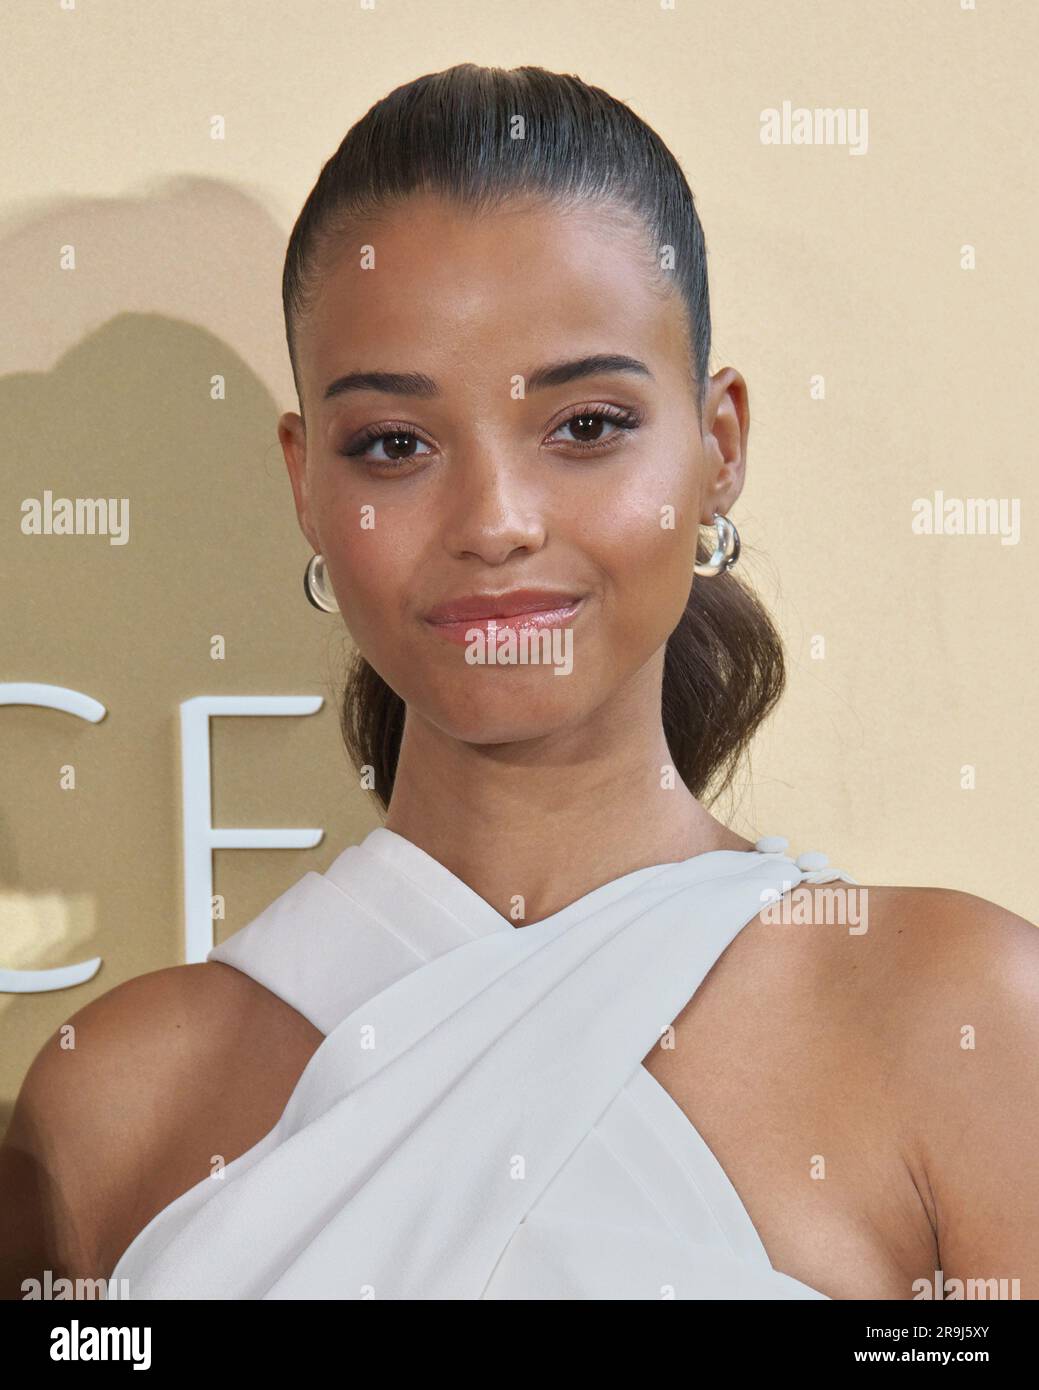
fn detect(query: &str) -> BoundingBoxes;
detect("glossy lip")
[423,591,586,646]
[424,588,584,623]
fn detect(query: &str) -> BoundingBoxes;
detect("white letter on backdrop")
[180,696,324,962]
[0,683,106,993]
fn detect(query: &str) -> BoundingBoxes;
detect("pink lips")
[424,589,585,645]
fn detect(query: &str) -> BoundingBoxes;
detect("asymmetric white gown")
[108,827,857,1299]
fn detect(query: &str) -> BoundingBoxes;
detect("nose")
[441,450,548,565]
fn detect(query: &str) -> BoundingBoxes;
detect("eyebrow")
[322,354,653,402]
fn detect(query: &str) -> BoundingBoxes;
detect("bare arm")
[0,961,324,1298]
[897,889,1039,1301]
[0,979,155,1298]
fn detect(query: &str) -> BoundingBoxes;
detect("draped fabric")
[108,828,856,1299]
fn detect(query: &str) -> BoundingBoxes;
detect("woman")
[3,63,1037,1302]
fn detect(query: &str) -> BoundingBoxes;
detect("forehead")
[298,193,691,391]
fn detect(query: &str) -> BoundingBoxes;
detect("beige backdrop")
[2,0,1036,1122]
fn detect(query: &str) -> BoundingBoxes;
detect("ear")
[278,411,320,552]
[699,367,749,523]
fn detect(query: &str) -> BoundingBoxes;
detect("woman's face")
[280,192,747,744]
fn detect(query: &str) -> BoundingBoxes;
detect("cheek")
[575,463,700,636]
[602,517,698,651]
[320,527,407,656]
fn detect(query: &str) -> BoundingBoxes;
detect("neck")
[383,660,753,927]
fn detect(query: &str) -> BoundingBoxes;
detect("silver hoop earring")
[693,512,741,577]
[303,553,339,613]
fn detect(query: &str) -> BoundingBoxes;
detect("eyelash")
[340,404,643,468]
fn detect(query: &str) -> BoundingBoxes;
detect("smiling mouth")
[424,598,585,644]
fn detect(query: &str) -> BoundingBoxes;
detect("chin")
[420,680,593,746]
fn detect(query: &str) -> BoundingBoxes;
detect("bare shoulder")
[788,878,1039,1091]
[831,881,1039,1037]
[0,961,323,1295]
[760,877,1037,1004]
[841,882,1039,1299]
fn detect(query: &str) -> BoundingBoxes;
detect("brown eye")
[546,406,642,451]
[381,432,420,460]
[568,414,606,442]
[343,426,435,465]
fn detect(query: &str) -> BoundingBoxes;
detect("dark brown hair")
[282,63,785,812]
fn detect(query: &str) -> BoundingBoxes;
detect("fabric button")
[754,835,789,854]
[796,851,829,871]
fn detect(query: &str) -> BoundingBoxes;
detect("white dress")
[108,827,857,1299]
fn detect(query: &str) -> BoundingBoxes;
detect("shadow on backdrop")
[0,181,363,1122]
